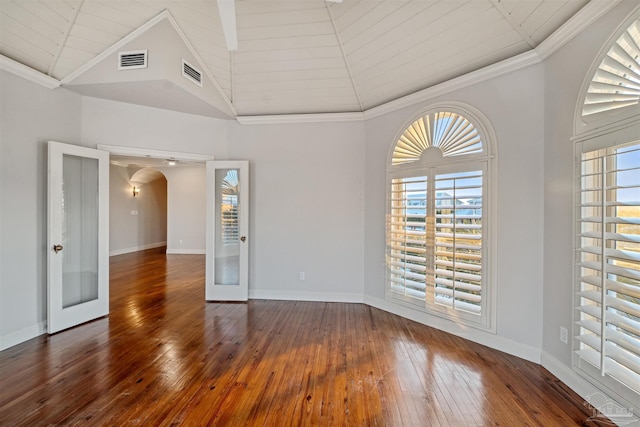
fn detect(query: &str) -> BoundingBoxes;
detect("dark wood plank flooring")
[0,247,608,426]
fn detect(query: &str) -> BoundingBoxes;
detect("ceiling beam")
[217,0,238,51]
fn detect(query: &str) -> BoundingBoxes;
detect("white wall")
[109,165,167,255]
[363,65,547,361]
[0,70,83,349]
[160,166,207,254]
[228,121,366,301]
[81,97,229,256]
[80,96,229,158]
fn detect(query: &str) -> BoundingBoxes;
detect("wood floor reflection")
[0,247,606,426]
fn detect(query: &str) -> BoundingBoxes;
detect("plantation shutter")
[388,167,484,316]
[576,143,640,395]
[388,176,428,300]
[221,170,239,245]
[434,170,483,314]
[386,109,491,328]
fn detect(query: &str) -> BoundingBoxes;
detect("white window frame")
[573,134,640,414]
[386,103,497,331]
[572,10,640,414]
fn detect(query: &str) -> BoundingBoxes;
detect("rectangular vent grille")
[182,60,203,87]
[118,50,147,70]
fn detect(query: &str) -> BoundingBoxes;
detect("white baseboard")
[541,351,601,404]
[541,351,640,425]
[250,289,364,304]
[166,249,205,255]
[110,242,166,256]
[0,321,46,351]
[364,295,542,363]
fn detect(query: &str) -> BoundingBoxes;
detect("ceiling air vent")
[118,50,147,70]
[182,60,203,87]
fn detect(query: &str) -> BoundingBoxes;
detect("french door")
[206,161,249,301]
[47,141,109,333]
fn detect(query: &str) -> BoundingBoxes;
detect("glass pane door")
[62,154,99,307]
[215,168,240,286]
[48,141,109,334]
[206,161,249,301]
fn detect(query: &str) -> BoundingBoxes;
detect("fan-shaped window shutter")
[387,110,491,329]
[582,19,640,118]
[392,112,483,165]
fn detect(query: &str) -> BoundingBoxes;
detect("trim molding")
[237,112,365,125]
[539,351,640,419]
[166,249,205,255]
[535,0,623,61]
[540,351,601,404]
[0,321,47,351]
[1,1,621,123]
[364,295,542,363]
[364,51,542,120]
[110,242,166,257]
[97,144,215,162]
[235,51,541,125]
[236,1,621,125]
[0,55,60,89]
[250,289,364,304]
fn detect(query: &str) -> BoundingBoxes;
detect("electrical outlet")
[560,326,568,344]
[131,210,138,216]
[299,272,305,281]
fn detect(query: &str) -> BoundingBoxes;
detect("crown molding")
[535,0,623,61]
[236,112,365,125]
[235,50,541,125]
[1,0,623,125]
[235,0,623,125]
[363,50,542,120]
[0,55,60,89]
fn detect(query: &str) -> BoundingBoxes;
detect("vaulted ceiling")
[0,0,600,118]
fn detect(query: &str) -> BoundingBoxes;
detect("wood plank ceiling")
[0,0,589,117]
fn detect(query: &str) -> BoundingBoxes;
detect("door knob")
[53,244,63,253]
[240,236,246,243]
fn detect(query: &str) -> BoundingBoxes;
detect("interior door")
[47,141,109,334]
[206,161,249,301]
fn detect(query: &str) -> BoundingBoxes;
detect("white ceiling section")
[0,0,616,118]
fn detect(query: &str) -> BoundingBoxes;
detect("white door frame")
[47,141,110,333]
[96,145,216,164]
[206,161,249,301]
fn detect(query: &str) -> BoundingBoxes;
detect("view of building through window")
[387,109,490,327]
[221,169,239,246]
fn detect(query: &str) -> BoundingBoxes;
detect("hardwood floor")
[0,247,609,426]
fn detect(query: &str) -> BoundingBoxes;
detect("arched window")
[386,105,495,330]
[573,13,640,411]
[576,17,640,135]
